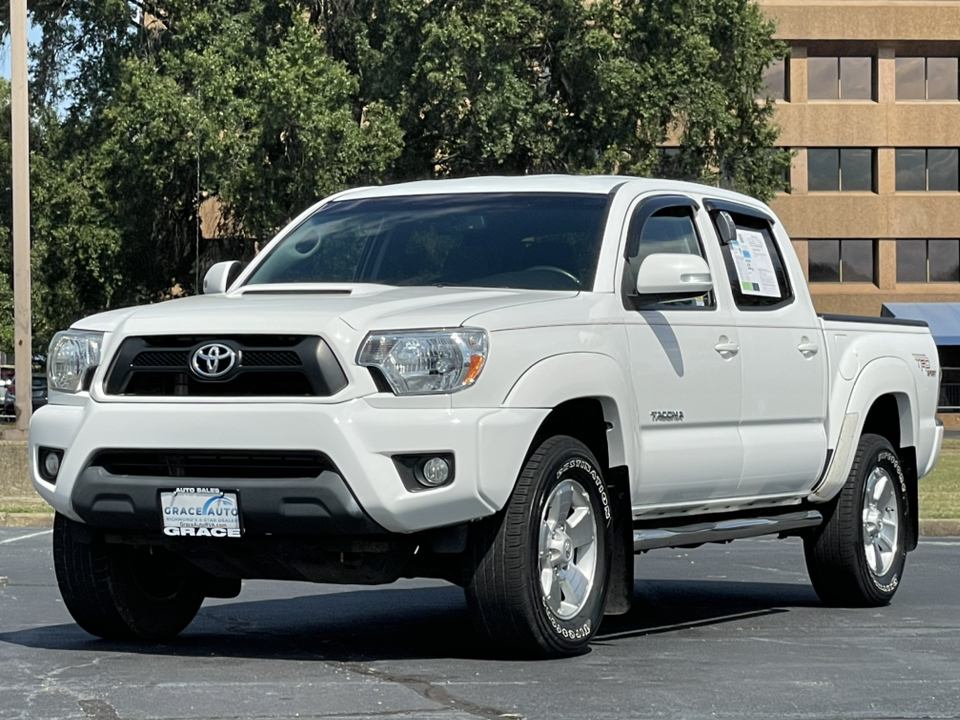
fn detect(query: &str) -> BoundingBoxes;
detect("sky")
[1,24,45,81]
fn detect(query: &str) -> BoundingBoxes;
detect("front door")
[620,195,744,508]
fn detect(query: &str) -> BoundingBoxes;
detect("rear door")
[704,200,828,497]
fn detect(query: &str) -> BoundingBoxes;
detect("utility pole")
[9,0,32,438]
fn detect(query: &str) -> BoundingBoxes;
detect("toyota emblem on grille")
[191,343,237,378]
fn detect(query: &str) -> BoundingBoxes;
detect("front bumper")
[71,464,384,535]
[29,399,548,534]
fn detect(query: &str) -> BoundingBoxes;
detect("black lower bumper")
[71,466,386,535]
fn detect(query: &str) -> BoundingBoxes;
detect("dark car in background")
[1,373,47,417]
[0,366,13,412]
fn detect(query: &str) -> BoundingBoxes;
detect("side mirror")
[635,253,713,303]
[715,211,737,245]
[202,261,242,295]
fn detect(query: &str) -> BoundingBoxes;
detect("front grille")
[90,450,334,479]
[242,351,301,367]
[104,335,347,397]
[132,351,188,367]
[130,349,300,369]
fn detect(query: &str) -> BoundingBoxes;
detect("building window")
[658,147,699,182]
[895,149,959,191]
[760,58,787,100]
[896,57,959,100]
[808,149,874,192]
[808,56,873,100]
[809,239,876,283]
[897,239,960,282]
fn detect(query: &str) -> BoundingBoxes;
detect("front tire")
[804,433,908,607]
[53,513,205,640]
[465,436,612,657]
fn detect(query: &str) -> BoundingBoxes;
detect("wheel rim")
[861,466,900,577]
[538,478,598,620]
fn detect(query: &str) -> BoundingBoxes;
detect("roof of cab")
[331,174,764,206]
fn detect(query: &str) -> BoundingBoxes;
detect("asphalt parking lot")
[2,528,959,720]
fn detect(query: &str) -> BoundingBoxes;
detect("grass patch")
[0,499,52,514]
[0,440,31,496]
[920,438,960,519]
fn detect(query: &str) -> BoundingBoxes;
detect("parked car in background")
[3,373,48,416]
[0,365,13,409]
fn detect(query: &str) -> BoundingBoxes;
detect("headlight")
[48,331,104,393]
[357,329,488,395]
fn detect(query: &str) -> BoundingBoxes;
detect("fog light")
[44,453,60,477]
[420,457,451,487]
[39,448,64,483]
[392,453,455,492]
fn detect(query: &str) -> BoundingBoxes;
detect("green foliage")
[318,0,789,192]
[0,1,789,351]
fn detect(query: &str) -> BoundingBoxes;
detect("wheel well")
[862,393,920,552]
[532,398,610,471]
[530,398,633,615]
[862,394,901,450]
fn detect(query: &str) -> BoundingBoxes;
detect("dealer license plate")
[160,487,242,538]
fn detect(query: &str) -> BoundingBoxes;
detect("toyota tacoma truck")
[31,175,943,657]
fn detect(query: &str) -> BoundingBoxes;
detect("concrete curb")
[919,518,960,537]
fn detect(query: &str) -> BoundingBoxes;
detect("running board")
[632,510,823,552]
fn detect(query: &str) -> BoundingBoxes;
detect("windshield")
[245,193,610,291]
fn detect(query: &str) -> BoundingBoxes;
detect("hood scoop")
[241,288,353,296]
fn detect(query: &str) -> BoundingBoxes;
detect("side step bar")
[633,510,823,552]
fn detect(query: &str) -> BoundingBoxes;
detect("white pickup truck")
[31,176,943,657]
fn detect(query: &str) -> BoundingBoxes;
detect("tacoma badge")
[651,411,684,422]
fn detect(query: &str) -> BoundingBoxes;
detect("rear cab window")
[705,200,793,311]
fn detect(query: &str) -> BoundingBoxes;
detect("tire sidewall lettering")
[540,592,593,640]
[539,451,609,643]
[866,449,906,593]
[876,451,907,496]
[556,457,611,524]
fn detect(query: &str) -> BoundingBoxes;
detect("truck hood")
[74,284,577,337]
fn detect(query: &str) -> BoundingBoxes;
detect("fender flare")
[810,356,918,503]
[501,352,636,616]
[502,352,633,470]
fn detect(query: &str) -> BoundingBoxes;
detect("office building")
[759,0,960,320]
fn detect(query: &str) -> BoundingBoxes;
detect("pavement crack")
[331,661,524,720]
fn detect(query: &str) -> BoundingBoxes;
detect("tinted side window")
[624,205,714,309]
[712,212,793,310]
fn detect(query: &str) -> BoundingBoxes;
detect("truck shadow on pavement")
[0,578,822,661]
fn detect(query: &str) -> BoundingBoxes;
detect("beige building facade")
[759,0,960,317]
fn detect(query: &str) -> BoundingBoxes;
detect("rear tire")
[465,436,612,657]
[53,513,204,640]
[804,434,908,607]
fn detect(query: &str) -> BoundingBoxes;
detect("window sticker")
[729,229,781,298]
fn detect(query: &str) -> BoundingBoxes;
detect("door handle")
[715,340,740,357]
[798,341,819,357]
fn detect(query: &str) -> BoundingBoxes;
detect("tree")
[0,81,125,355]
[1,0,788,352]
[2,1,404,352]
[316,0,790,196]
